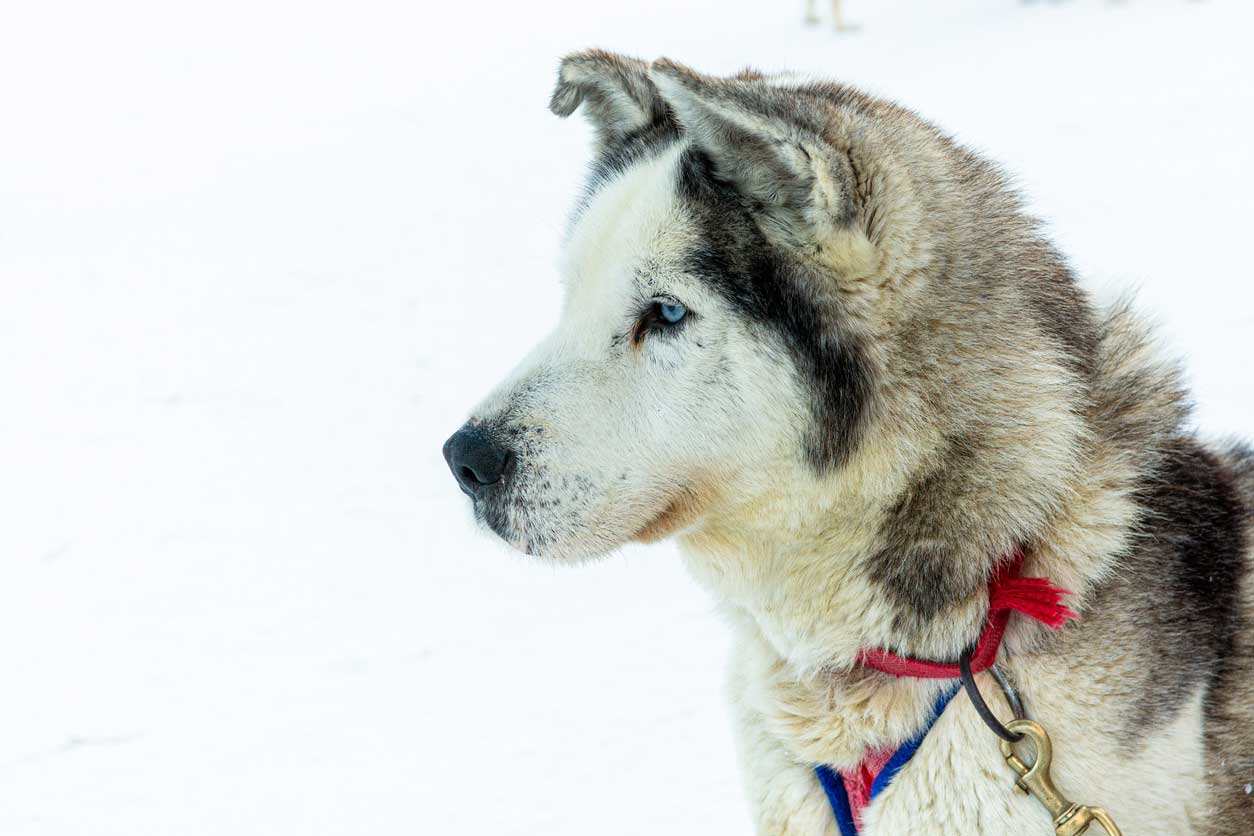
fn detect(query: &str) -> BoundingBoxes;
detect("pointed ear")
[649,59,868,257]
[549,50,668,147]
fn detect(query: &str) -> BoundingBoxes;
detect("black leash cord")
[958,647,1024,743]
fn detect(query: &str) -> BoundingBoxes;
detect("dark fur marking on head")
[675,148,871,470]
[590,117,680,186]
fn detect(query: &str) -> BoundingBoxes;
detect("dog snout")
[443,424,513,497]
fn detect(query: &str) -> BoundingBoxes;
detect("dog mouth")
[475,488,639,559]
[472,472,714,560]
[474,475,580,558]
[475,492,539,555]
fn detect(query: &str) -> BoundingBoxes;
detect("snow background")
[2,0,1251,833]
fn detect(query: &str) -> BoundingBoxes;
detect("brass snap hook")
[999,719,1122,836]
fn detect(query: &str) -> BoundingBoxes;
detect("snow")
[2,1,1252,833]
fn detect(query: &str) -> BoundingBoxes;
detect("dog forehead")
[561,144,697,304]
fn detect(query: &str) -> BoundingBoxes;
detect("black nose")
[443,424,511,497]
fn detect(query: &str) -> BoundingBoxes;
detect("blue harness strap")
[815,764,859,836]
[814,684,961,836]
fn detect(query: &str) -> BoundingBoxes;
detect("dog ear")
[549,50,668,146]
[649,58,866,256]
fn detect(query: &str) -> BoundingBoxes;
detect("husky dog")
[442,51,1254,834]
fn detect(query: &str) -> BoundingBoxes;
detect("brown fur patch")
[631,480,718,543]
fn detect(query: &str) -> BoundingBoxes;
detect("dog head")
[444,52,1092,590]
[443,52,880,560]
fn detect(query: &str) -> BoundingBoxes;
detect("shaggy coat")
[446,51,1254,834]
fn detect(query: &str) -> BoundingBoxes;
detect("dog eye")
[658,302,688,324]
[631,299,692,345]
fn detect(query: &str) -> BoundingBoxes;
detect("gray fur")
[550,51,667,149]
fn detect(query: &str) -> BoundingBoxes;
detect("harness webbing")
[815,684,961,835]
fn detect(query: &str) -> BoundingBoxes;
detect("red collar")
[856,552,1078,679]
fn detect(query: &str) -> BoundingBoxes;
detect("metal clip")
[998,719,1122,836]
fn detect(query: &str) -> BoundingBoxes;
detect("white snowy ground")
[2,0,1252,833]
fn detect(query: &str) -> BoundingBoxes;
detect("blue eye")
[659,302,688,324]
